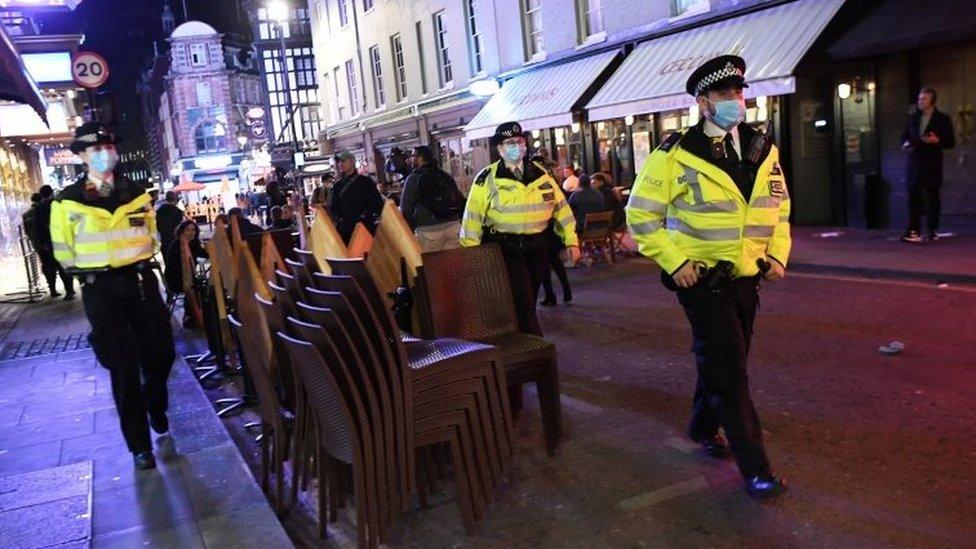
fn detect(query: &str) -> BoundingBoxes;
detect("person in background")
[901,87,955,243]
[562,167,580,193]
[569,173,606,231]
[591,172,626,230]
[460,122,580,335]
[227,207,262,239]
[400,145,465,252]
[32,184,75,300]
[329,151,385,244]
[270,204,296,231]
[540,224,572,307]
[155,191,184,260]
[163,220,209,322]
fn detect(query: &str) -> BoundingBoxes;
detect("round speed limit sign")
[72,52,110,89]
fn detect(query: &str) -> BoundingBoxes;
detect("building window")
[362,0,373,11]
[576,0,604,40]
[415,21,428,94]
[295,54,316,88]
[464,0,483,74]
[672,0,710,17]
[332,66,344,120]
[368,45,385,109]
[391,33,407,102]
[195,122,227,152]
[345,59,360,116]
[522,0,543,58]
[338,0,349,27]
[301,105,322,142]
[432,11,452,87]
[196,81,212,106]
[190,43,207,66]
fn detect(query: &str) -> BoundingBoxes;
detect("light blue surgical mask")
[500,143,525,164]
[88,149,119,174]
[706,98,746,131]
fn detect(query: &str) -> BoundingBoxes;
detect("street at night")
[1,0,975,547]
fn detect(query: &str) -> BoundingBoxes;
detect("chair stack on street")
[179,201,576,547]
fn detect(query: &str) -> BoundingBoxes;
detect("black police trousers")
[82,268,175,453]
[677,276,770,479]
[37,248,74,295]
[487,232,550,336]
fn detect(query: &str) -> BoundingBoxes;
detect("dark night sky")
[35,0,250,145]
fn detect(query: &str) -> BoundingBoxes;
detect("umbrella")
[170,181,206,192]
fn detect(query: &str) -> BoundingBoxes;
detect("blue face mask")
[500,143,525,164]
[707,98,746,131]
[88,149,119,173]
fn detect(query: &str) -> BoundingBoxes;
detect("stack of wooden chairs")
[180,200,566,547]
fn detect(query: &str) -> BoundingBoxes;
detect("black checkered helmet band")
[694,62,744,97]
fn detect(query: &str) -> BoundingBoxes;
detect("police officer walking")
[626,56,791,498]
[460,122,580,336]
[50,123,175,470]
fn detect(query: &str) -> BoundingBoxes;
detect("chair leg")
[316,444,328,539]
[261,424,270,492]
[328,457,339,523]
[508,384,523,419]
[447,434,477,535]
[275,428,285,515]
[536,376,562,456]
[291,406,305,507]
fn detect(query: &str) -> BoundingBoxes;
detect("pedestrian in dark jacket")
[32,185,75,299]
[901,87,955,243]
[399,145,464,252]
[228,207,263,240]
[591,172,625,230]
[156,191,184,258]
[163,220,209,296]
[329,151,385,243]
[569,174,606,231]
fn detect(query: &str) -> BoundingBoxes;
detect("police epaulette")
[474,167,491,186]
[657,131,683,152]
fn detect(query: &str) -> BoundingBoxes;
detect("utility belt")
[482,227,549,254]
[662,258,772,294]
[75,260,156,285]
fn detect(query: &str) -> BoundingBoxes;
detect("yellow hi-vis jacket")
[625,129,791,278]
[49,180,157,272]
[460,160,579,248]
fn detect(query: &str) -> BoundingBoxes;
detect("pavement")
[0,297,292,548]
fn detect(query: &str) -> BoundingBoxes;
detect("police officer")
[51,123,175,470]
[460,121,580,336]
[626,56,790,498]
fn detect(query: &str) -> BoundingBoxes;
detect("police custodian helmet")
[490,121,525,146]
[685,55,749,97]
[69,122,120,154]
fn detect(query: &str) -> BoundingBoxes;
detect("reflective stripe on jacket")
[50,191,156,271]
[625,131,791,277]
[460,161,578,248]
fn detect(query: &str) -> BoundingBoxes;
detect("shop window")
[464,0,483,74]
[522,0,544,59]
[369,45,385,108]
[576,0,604,42]
[433,11,452,87]
[195,122,227,153]
[594,119,634,187]
[391,33,408,102]
[672,0,710,17]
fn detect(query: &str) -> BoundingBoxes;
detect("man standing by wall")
[901,87,955,243]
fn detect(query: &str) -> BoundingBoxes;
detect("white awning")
[586,0,845,121]
[464,50,619,140]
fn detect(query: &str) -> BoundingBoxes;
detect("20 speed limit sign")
[72,52,110,89]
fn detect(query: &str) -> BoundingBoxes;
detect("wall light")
[624,114,635,126]
[571,122,580,133]
[531,129,541,138]
[267,0,289,23]
[837,83,852,100]
[469,78,500,97]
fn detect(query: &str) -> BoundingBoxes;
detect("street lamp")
[237,135,248,148]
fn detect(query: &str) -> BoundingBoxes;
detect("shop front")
[426,97,485,195]
[817,0,976,231]
[585,0,845,191]
[463,50,622,181]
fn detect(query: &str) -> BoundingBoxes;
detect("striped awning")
[464,50,619,140]
[586,0,845,121]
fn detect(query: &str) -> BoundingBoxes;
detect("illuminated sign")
[0,0,83,9]
[44,147,82,166]
[21,52,73,83]
[194,155,233,170]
